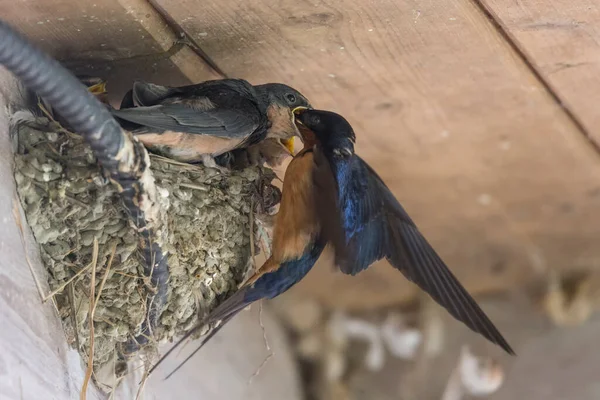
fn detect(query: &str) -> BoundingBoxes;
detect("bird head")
[255,83,312,111]
[293,109,356,155]
[255,83,312,154]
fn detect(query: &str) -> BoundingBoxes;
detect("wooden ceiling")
[5,0,600,310]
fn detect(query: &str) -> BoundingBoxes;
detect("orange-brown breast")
[136,131,244,160]
[271,148,320,262]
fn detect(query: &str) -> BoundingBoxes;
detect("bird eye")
[286,93,297,104]
[310,116,320,125]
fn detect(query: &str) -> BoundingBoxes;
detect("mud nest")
[12,113,280,387]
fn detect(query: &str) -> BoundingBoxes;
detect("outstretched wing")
[318,154,514,355]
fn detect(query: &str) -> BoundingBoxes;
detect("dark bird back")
[110,79,310,167]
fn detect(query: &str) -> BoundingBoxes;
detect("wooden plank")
[479,0,600,147]
[154,0,600,310]
[0,0,220,103]
[0,0,162,61]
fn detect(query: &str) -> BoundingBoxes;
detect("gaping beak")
[88,81,107,94]
[292,106,309,125]
[289,106,312,151]
[280,136,295,155]
[292,105,309,114]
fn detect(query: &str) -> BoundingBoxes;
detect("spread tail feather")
[163,313,238,380]
[148,288,253,378]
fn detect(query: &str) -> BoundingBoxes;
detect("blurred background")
[2,0,600,399]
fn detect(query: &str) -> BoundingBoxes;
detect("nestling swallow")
[110,79,309,170]
[295,108,514,355]
[80,76,108,103]
[40,77,109,127]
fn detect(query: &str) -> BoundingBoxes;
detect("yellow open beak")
[292,106,309,129]
[280,137,295,155]
[292,106,309,118]
[88,81,107,94]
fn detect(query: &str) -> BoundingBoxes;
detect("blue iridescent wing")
[318,153,514,355]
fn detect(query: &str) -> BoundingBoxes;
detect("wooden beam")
[478,0,600,148]
[0,0,220,103]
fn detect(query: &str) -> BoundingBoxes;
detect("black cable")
[0,19,123,169]
[0,19,169,353]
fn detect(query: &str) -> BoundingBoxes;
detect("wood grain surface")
[0,0,220,103]
[480,0,600,147]
[151,0,600,309]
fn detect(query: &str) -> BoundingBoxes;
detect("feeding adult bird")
[110,79,309,170]
[148,105,326,378]
[295,108,514,356]
[150,107,513,379]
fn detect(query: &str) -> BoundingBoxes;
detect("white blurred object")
[460,347,504,396]
[342,316,386,371]
[441,346,504,400]
[327,312,385,371]
[325,311,428,372]
[380,313,422,360]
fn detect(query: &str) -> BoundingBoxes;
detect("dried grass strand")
[43,253,96,303]
[80,238,99,400]
[248,301,273,384]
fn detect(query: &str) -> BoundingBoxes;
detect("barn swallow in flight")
[294,108,514,355]
[150,107,513,379]
[110,79,308,171]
